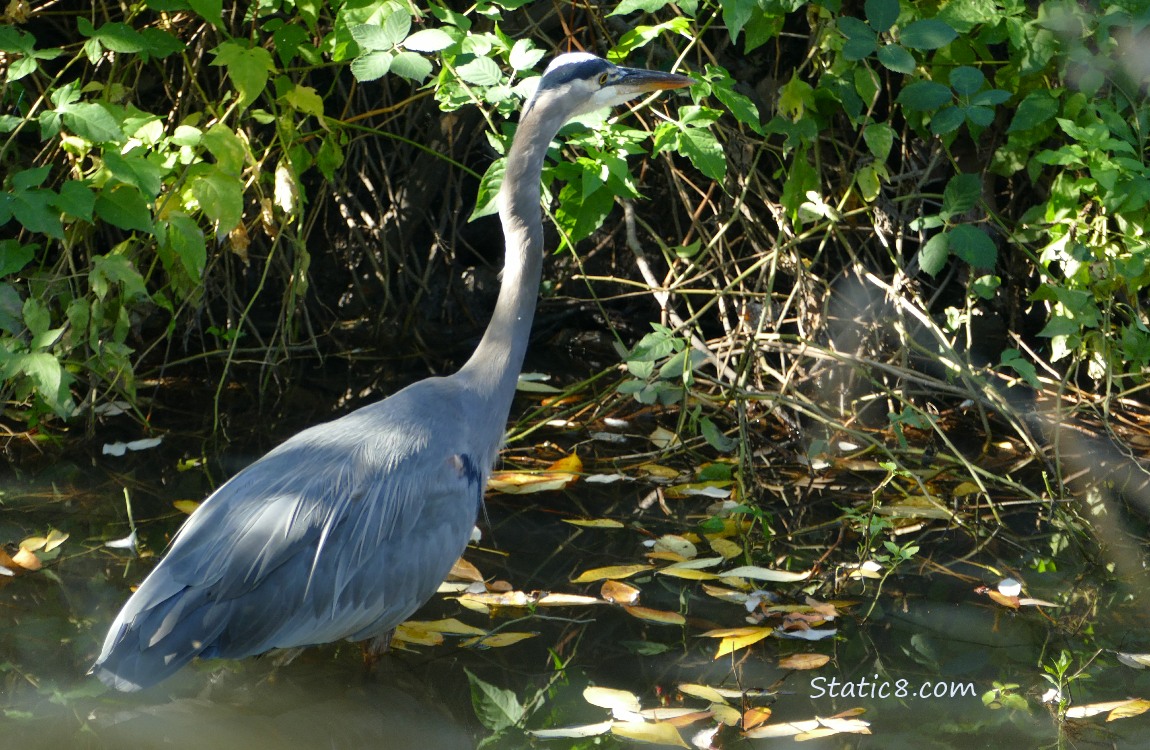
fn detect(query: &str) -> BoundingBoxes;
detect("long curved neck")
[456,99,561,428]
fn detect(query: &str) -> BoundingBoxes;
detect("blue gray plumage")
[92,52,691,692]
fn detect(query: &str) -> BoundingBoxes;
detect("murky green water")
[4,434,1150,748]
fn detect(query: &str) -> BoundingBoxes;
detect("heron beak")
[614,67,694,94]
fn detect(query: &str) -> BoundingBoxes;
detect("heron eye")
[598,72,609,85]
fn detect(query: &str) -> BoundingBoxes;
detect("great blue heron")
[91,52,691,691]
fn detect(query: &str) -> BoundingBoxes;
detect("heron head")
[528,52,692,119]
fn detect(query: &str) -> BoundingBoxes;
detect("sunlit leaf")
[571,564,653,583]
[449,557,484,581]
[1018,597,1060,607]
[528,721,614,738]
[661,556,724,570]
[743,706,773,730]
[701,584,751,604]
[601,580,641,604]
[535,593,602,606]
[12,548,41,571]
[40,532,74,558]
[19,536,46,552]
[104,531,137,549]
[1107,698,1150,720]
[611,721,690,747]
[678,683,729,704]
[648,425,680,449]
[709,702,742,725]
[564,518,625,528]
[488,457,579,493]
[640,463,681,479]
[778,653,831,670]
[640,707,713,722]
[392,622,445,646]
[987,590,1020,609]
[413,618,488,636]
[657,567,720,580]
[622,605,686,625]
[709,627,772,658]
[664,482,732,500]
[652,534,697,559]
[584,686,642,713]
[464,632,537,648]
[1117,653,1150,669]
[709,538,742,559]
[778,628,838,641]
[173,500,201,515]
[722,566,811,582]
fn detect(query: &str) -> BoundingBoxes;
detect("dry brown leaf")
[742,707,773,730]
[709,538,742,559]
[449,557,484,582]
[12,548,41,571]
[564,518,625,528]
[601,580,641,605]
[778,653,831,670]
[987,590,1020,609]
[571,564,653,583]
[622,605,686,625]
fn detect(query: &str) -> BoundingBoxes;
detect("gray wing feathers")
[93,381,485,691]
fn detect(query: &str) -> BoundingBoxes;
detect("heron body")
[92,52,691,691]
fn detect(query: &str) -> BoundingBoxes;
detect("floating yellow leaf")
[535,593,601,607]
[571,564,653,583]
[657,567,720,581]
[488,472,575,494]
[528,721,614,739]
[709,538,742,559]
[1117,653,1150,669]
[701,584,751,604]
[987,590,1020,609]
[622,605,686,625]
[409,618,487,636]
[952,481,982,497]
[1067,698,1150,720]
[173,500,201,515]
[601,580,641,605]
[778,653,830,670]
[564,518,625,528]
[653,534,697,559]
[19,536,46,552]
[392,622,445,646]
[722,565,811,583]
[611,721,689,748]
[710,702,742,725]
[464,632,537,648]
[707,627,773,659]
[44,528,69,552]
[639,707,712,723]
[548,454,583,473]
[678,683,729,704]
[584,686,642,713]
[647,426,680,450]
[742,707,773,730]
[639,463,680,479]
[11,548,41,571]
[1107,698,1150,720]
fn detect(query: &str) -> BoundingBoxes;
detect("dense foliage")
[1,0,1148,466]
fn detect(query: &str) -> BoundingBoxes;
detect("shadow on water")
[5,422,1150,748]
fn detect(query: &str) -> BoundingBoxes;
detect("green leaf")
[863,122,894,161]
[94,184,153,232]
[138,28,184,59]
[900,18,957,49]
[210,41,274,111]
[838,16,875,42]
[948,66,985,96]
[0,241,35,277]
[350,50,392,81]
[381,10,412,48]
[999,348,1039,388]
[897,80,951,111]
[948,224,996,269]
[1007,91,1059,133]
[508,39,544,71]
[722,0,756,42]
[930,105,965,134]
[91,253,148,299]
[610,0,674,14]
[919,232,949,276]
[77,18,146,54]
[876,43,916,73]
[19,351,72,416]
[282,84,325,117]
[469,158,505,221]
[701,416,738,452]
[865,0,900,32]
[389,51,433,82]
[970,89,1010,106]
[188,0,224,28]
[61,102,124,143]
[201,124,247,175]
[13,166,50,190]
[22,297,50,336]
[678,126,726,182]
[403,28,453,53]
[12,190,64,239]
[190,168,244,233]
[103,152,165,198]
[315,133,345,181]
[54,180,95,221]
[971,274,1000,300]
[465,669,523,732]
[965,105,995,128]
[942,173,980,218]
[161,212,207,278]
[456,56,503,86]
[349,24,397,52]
